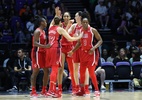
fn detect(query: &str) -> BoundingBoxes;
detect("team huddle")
[30,7,103,98]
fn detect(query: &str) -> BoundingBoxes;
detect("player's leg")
[41,68,49,95]
[66,57,76,93]
[57,52,65,93]
[84,68,90,94]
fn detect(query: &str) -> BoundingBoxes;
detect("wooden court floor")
[0,91,142,100]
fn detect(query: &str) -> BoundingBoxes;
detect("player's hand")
[45,44,51,48]
[55,6,62,18]
[78,31,83,39]
[68,19,74,25]
[67,50,73,57]
[89,47,94,55]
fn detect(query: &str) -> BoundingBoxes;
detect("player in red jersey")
[45,7,83,98]
[67,11,90,94]
[30,17,51,97]
[68,12,103,97]
[57,12,76,95]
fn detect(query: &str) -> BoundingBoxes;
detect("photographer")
[7,49,31,92]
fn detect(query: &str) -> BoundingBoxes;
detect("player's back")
[48,25,60,48]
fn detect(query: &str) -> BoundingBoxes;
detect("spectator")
[25,16,34,41]
[131,49,142,88]
[113,48,129,65]
[14,21,25,43]
[19,4,27,16]
[107,50,117,62]
[129,39,139,56]
[21,5,33,23]
[117,13,131,35]
[95,58,106,90]
[101,48,108,61]
[110,38,119,50]
[43,3,55,17]
[0,21,13,42]
[94,0,109,29]
[129,49,141,64]
[129,12,141,35]
[133,68,142,88]
[7,49,31,92]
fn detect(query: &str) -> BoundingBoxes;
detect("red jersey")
[48,25,60,48]
[32,28,46,52]
[60,22,73,46]
[72,24,82,46]
[80,26,94,51]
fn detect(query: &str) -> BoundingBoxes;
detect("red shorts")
[80,49,99,67]
[73,48,81,63]
[46,47,61,67]
[31,49,46,69]
[61,45,73,58]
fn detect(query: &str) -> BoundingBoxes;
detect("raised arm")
[57,27,83,41]
[49,7,62,28]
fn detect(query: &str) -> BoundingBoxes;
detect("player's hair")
[63,12,71,17]
[77,11,83,17]
[54,16,61,25]
[81,11,91,23]
[34,16,46,30]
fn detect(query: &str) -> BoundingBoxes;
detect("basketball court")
[0,90,142,100]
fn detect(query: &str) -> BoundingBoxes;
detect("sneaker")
[72,87,77,95]
[30,91,39,98]
[45,90,55,97]
[85,89,90,95]
[7,86,18,92]
[52,91,62,98]
[57,89,62,96]
[94,91,100,97]
[75,90,85,96]
[40,90,47,97]
[45,90,61,98]
[100,85,106,90]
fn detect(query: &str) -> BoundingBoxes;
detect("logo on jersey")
[83,34,88,38]
[49,30,56,34]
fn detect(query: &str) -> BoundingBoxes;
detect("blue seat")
[116,62,131,79]
[101,62,115,80]
[132,61,142,78]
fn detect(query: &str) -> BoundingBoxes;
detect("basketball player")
[67,11,90,94]
[30,17,50,97]
[45,7,83,98]
[57,11,76,95]
[68,12,102,97]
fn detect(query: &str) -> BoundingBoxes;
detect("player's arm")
[67,40,81,57]
[65,20,75,32]
[89,28,103,54]
[33,30,50,48]
[49,7,62,28]
[92,28,103,50]
[67,23,76,34]
[57,27,83,41]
